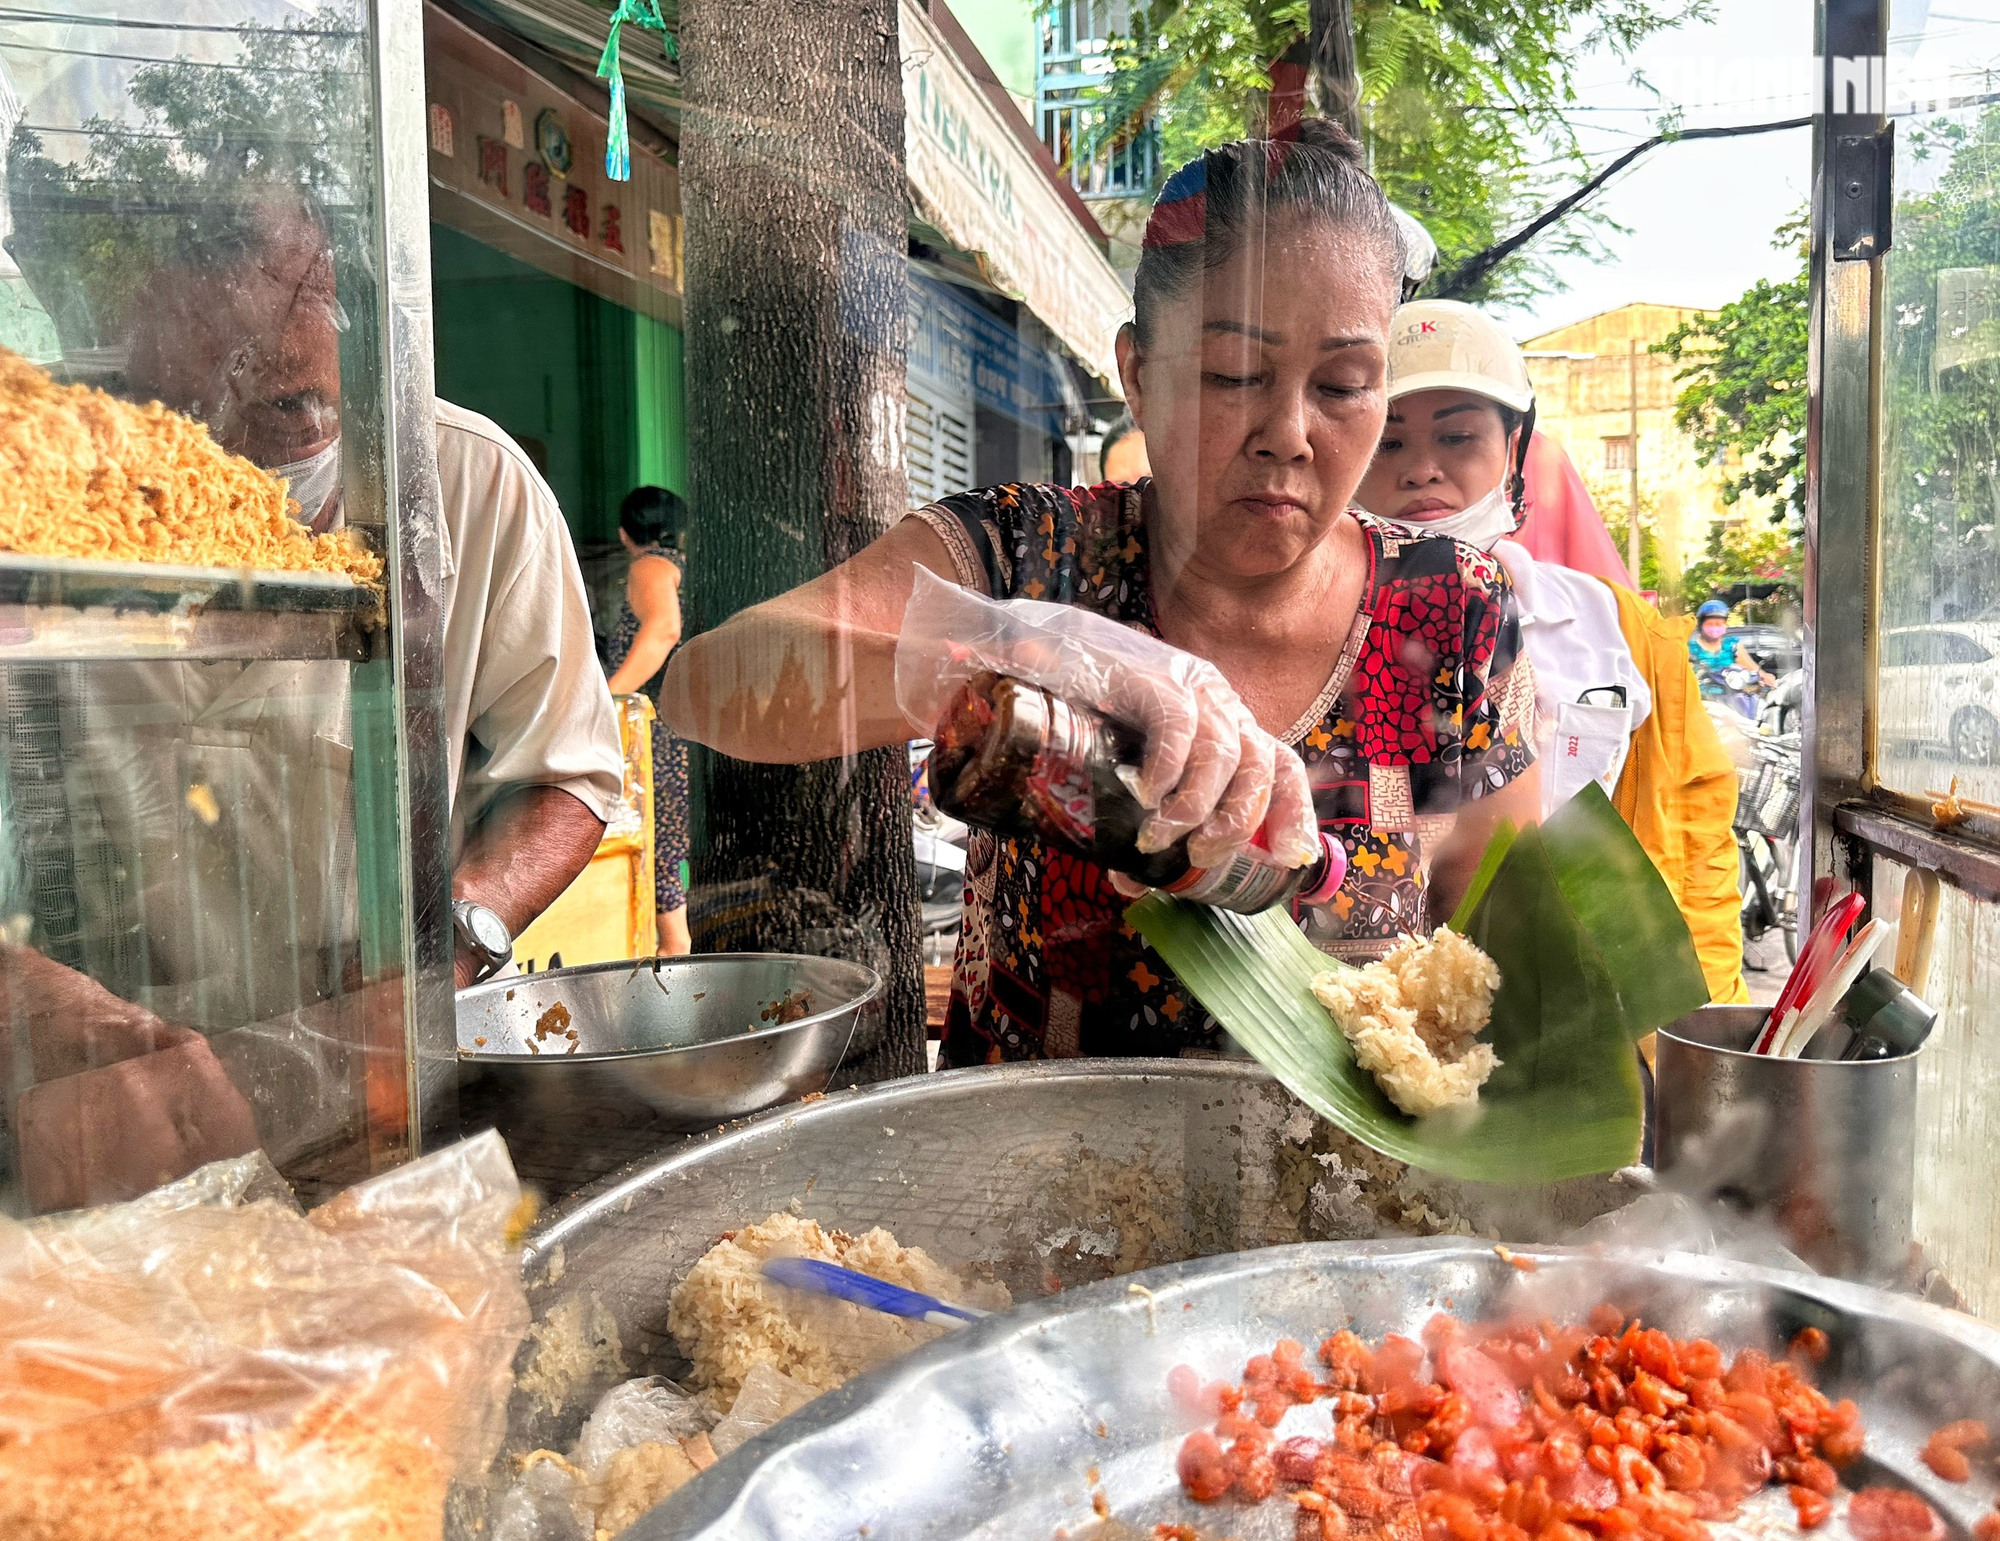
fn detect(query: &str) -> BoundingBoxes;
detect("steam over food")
[0,347,381,583]
[1312,928,1501,1116]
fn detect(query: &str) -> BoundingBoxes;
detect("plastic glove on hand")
[896,569,1318,872]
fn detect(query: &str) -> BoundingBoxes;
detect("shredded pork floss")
[668,1213,1009,1406]
[1312,927,1501,1116]
[0,347,381,583]
[0,1135,529,1541]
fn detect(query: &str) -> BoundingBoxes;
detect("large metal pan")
[637,1240,2000,1541]
[456,953,881,1131]
[506,1060,1628,1456]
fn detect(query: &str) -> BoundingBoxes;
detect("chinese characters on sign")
[649,209,683,290]
[523,162,552,217]
[477,136,508,198]
[424,4,684,315]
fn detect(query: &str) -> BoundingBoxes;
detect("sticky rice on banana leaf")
[1129,783,1708,1185]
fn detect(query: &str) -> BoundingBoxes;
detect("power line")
[17,121,364,145]
[1430,115,1812,300]
[0,8,358,36]
[0,39,351,72]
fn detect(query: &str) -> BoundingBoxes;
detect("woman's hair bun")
[1289,115,1365,167]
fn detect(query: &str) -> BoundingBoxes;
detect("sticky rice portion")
[1312,927,1501,1116]
[666,1213,1008,1406]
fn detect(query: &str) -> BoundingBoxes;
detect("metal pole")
[1628,338,1642,587]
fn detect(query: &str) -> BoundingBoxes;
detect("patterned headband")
[1141,131,1308,251]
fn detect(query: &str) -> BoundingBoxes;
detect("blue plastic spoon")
[760,1255,989,1330]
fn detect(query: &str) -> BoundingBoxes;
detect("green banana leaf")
[1128,783,1710,1184]
[1529,783,1712,1043]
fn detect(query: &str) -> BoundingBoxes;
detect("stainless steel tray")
[508,1061,1629,1455]
[0,552,378,661]
[637,1240,2000,1541]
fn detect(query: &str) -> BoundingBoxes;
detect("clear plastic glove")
[895,569,1317,870]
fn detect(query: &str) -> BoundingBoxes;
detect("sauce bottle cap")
[1296,833,1348,907]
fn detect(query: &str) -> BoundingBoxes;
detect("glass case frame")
[0,0,456,1195]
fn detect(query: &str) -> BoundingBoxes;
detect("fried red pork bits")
[1170,1310,1880,1541]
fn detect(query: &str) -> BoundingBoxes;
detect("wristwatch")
[452,899,513,985]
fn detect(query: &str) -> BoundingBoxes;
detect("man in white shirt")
[4,189,623,1208]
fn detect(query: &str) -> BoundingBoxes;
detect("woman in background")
[1355,300,1746,1004]
[606,486,693,955]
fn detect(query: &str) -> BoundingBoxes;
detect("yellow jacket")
[1606,585,1750,1005]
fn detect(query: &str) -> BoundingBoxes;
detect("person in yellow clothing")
[1356,301,1747,1005]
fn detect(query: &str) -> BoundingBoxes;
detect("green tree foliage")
[1652,216,1808,527]
[5,10,365,351]
[1081,0,1709,303]
[1879,107,2000,622]
[1655,108,2000,622]
[1676,518,1803,614]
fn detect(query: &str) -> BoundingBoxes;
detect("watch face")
[467,906,510,957]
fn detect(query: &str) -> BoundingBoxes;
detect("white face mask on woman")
[1369,479,1515,550]
[268,436,342,529]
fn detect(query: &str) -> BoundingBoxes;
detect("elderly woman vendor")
[662,120,1541,1064]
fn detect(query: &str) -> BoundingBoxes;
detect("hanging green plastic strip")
[597,0,676,181]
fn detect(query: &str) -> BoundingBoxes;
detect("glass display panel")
[0,0,417,1210]
[1874,8,2000,801]
[1868,854,2000,1321]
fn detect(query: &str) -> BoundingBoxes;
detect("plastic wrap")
[495,1374,723,1541]
[707,1362,819,1460]
[894,568,1316,867]
[0,1130,531,1541]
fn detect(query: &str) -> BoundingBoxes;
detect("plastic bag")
[496,1374,721,1541]
[893,568,1316,867]
[708,1362,820,1459]
[571,1376,712,1473]
[0,1131,531,1541]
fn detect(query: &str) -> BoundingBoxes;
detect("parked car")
[1879,623,2000,763]
[1726,624,1803,678]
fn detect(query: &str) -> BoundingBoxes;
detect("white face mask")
[1370,480,1515,550]
[268,436,342,528]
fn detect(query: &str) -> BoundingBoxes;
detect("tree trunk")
[678,0,924,1082]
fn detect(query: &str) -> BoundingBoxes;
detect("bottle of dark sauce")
[926,672,1345,915]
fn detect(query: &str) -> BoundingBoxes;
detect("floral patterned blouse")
[912,480,1536,1066]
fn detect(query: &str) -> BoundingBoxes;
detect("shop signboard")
[423,3,681,326]
[899,0,1127,389]
[909,272,1067,435]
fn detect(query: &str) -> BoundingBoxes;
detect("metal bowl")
[455,953,881,1129]
[637,1240,2000,1541]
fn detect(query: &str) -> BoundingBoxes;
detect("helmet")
[1385,300,1535,413]
[1697,600,1730,620]
[1388,205,1438,299]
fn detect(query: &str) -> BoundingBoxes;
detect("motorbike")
[1701,662,1769,720]
[1730,723,1804,964]
[1759,668,1805,738]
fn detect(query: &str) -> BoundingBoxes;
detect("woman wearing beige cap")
[1357,299,1747,1004]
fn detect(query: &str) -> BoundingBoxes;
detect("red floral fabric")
[911,481,1534,1065]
